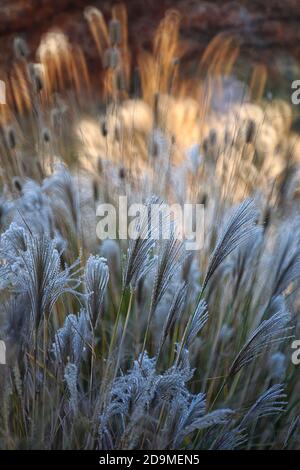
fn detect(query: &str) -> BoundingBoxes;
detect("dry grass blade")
[184,409,233,435]
[240,384,287,427]
[202,198,258,291]
[150,229,185,315]
[123,198,159,290]
[157,281,187,356]
[185,299,208,348]
[283,415,300,449]
[228,308,291,377]
[85,255,109,326]
[272,229,300,297]
[16,234,81,330]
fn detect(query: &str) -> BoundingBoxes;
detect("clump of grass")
[0,173,297,449]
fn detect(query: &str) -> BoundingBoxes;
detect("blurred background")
[1,0,300,101]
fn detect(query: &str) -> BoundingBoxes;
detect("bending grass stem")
[140,289,156,363]
[192,377,227,449]
[114,289,134,379]
[107,289,126,361]
[105,287,132,383]
[114,290,133,379]
[175,286,205,366]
